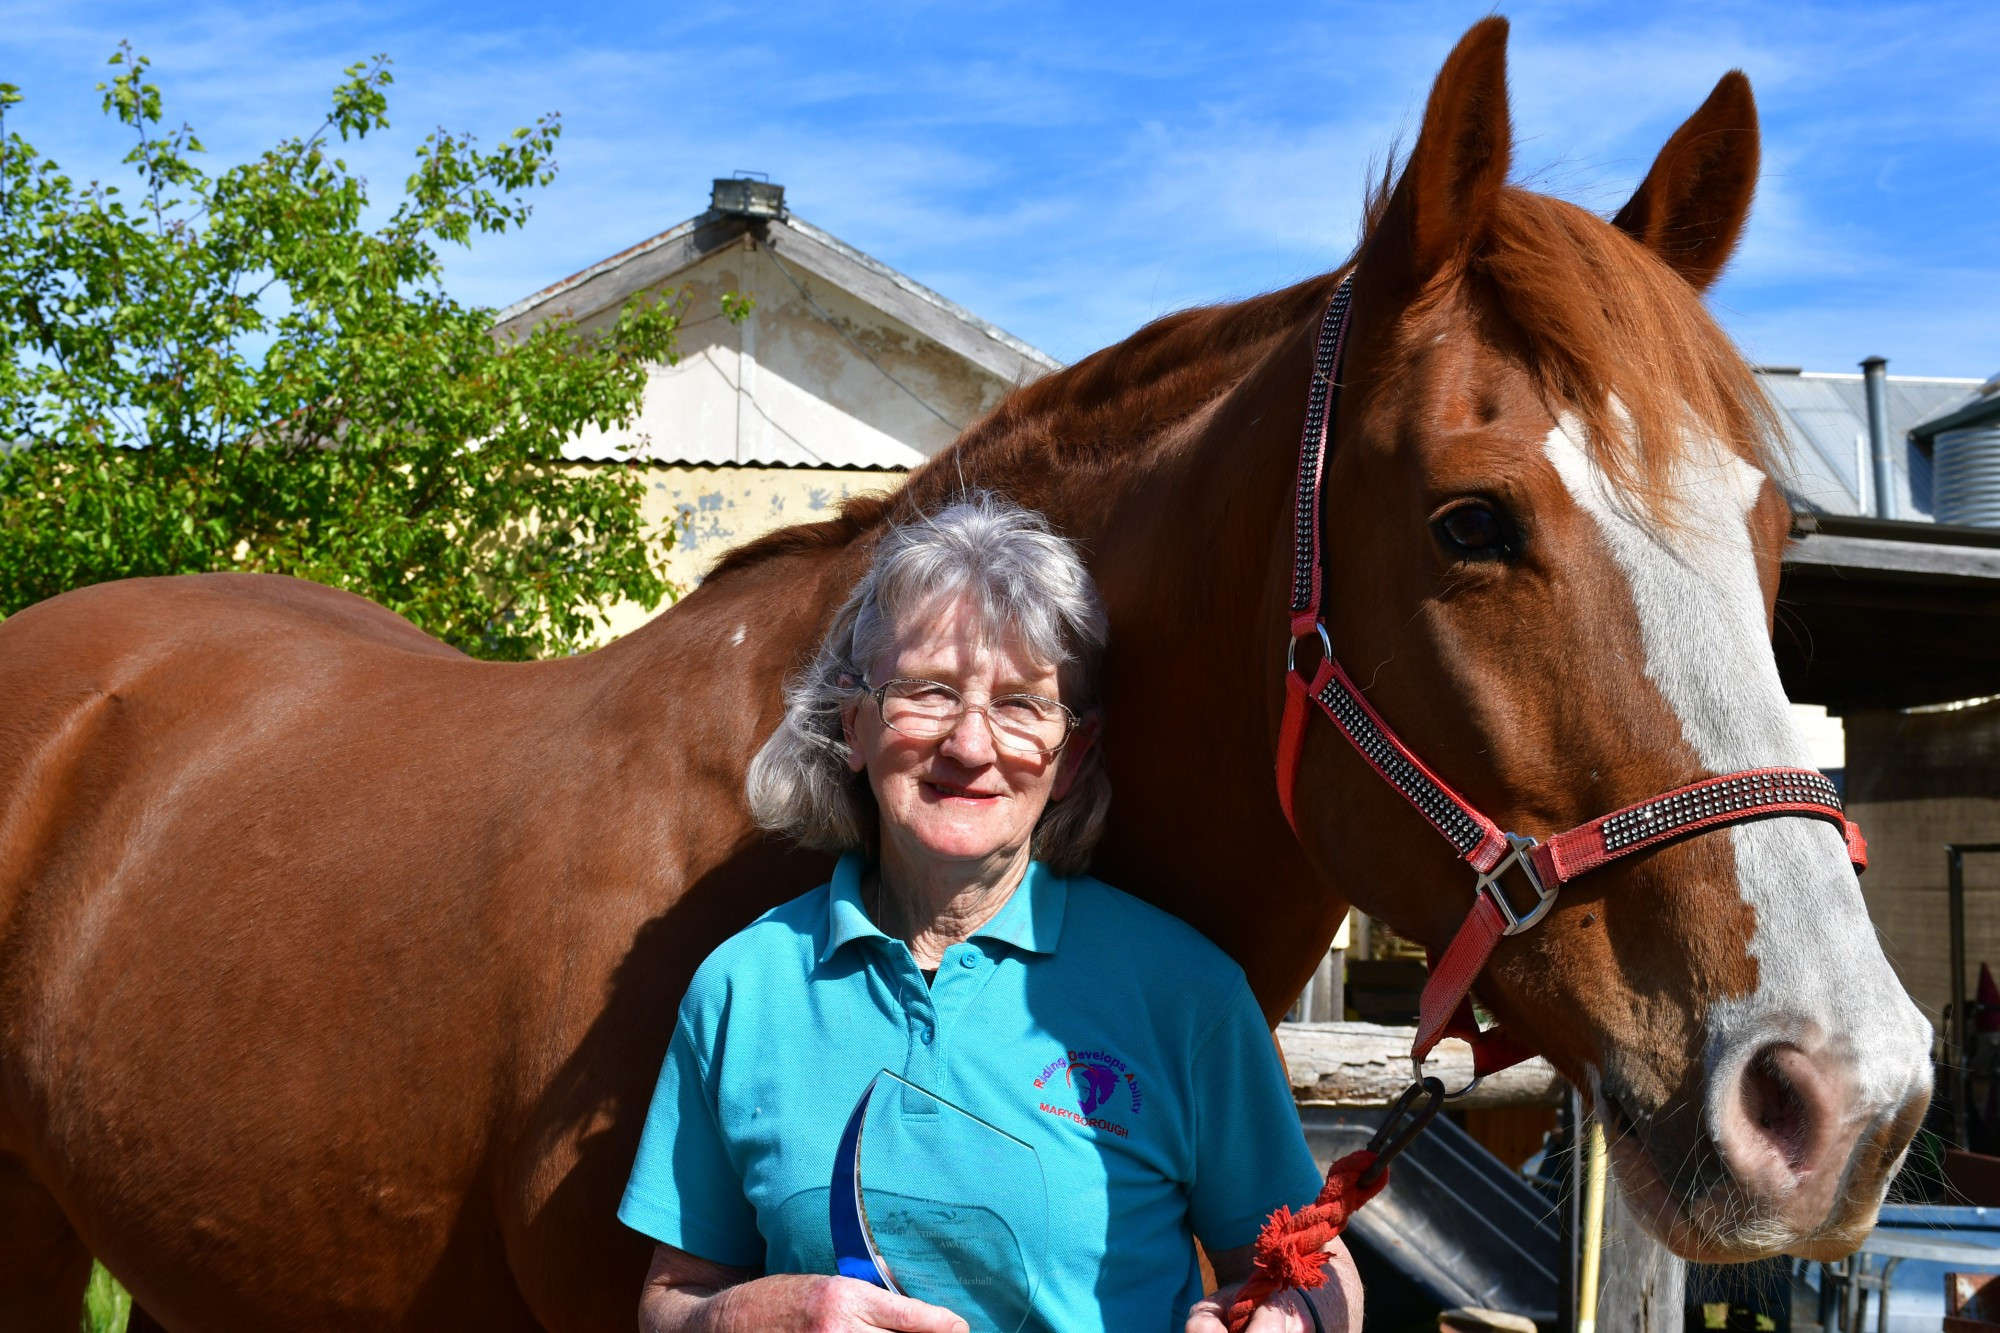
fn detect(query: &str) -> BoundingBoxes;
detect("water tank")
[1934,426,2000,527]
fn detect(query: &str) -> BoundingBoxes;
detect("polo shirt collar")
[820,852,1067,962]
[971,859,1066,955]
[822,853,886,962]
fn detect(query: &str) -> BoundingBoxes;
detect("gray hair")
[746,493,1111,875]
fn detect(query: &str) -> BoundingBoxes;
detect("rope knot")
[1222,1148,1385,1331]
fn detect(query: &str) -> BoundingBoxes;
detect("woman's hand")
[1185,1239,1362,1333]
[697,1273,969,1333]
[638,1244,968,1333]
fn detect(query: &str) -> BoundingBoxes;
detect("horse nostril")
[1741,1048,1811,1170]
[1713,1042,1858,1235]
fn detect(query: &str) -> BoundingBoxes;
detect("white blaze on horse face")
[1542,418,1929,1135]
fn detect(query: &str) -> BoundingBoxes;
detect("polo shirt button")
[919,1027,934,1045]
[959,954,978,969]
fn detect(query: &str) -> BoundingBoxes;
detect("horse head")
[1294,17,1931,1262]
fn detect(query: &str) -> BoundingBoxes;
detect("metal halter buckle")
[1475,832,1557,936]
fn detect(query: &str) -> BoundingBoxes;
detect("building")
[1759,363,1985,520]
[492,177,1057,635]
[1913,375,2000,529]
[1756,362,2000,1041]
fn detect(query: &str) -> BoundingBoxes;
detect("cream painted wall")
[585,462,907,642]
[559,235,1018,469]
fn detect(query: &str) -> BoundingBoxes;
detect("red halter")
[1275,275,1867,1083]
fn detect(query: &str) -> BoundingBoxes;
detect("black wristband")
[1297,1289,1326,1333]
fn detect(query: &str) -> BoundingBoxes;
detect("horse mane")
[1470,187,1780,509]
[713,172,1775,582]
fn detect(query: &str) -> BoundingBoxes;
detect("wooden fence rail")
[1276,1021,1566,1109]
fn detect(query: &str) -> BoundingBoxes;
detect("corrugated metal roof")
[1910,374,2000,440]
[779,214,1059,377]
[1757,369,1983,519]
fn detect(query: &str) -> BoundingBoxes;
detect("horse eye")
[1432,501,1517,561]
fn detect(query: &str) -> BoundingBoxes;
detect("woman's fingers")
[762,1274,966,1332]
[1184,1293,1230,1333]
[1248,1293,1311,1331]
[1188,1238,1363,1333]
[1186,1285,1337,1333]
[848,1283,970,1333]
[1186,1285,1305,1333]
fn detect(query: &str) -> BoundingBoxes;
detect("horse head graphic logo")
[1067,1061,1118,1116]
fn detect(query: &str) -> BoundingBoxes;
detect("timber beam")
[1277,1021,1567,1109]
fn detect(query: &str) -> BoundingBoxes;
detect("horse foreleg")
[0,1155,93,1333]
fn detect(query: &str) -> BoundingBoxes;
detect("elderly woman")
[620,496,1358,1333]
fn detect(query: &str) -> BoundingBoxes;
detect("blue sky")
[5,1,1997,377]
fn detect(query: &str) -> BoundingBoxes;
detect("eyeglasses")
[862,677,1079,756]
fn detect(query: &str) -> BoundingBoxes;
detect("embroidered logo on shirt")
[1069,1062,1118,1114]
[1033,1049,1143,1135]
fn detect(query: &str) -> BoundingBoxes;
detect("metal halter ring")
[1408,1036,1491,1099]
[1357,1076,1446,1189]
[1408,1049,1487,1101]
[1287,623,1333,675]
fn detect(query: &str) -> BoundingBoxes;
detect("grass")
[81,1263,130,1333]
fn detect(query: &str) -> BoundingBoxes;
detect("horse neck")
[937,296,1341,1013]
[595,280,1346,1015]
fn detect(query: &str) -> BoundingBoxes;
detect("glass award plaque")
[829,1070,1049,1333]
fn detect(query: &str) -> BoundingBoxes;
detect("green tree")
[0,49,706,659]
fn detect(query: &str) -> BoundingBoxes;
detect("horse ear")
[1613,72,1760,291]
[1369,17,1514,289]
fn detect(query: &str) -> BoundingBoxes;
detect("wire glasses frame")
[861,677,1079,756]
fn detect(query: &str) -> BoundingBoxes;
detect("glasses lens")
[877,681,1071,754]
[879,680,962,738]
[987,696,1071,754]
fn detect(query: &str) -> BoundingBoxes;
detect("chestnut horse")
[0,18,1931,1331]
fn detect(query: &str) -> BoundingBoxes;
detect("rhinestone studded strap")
[1526,767,1866,888]
[1288,277,1353,640]
[1277,275,1512,873]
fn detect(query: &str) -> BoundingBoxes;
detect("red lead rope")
[1223,1148,1385,1330]
[1233,275,1869,1329]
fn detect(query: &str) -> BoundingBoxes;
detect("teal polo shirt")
[619,854,1323,1333]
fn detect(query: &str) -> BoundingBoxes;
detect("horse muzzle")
[1600,1021,1933,1262]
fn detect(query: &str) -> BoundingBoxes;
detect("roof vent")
[711,174,785,220]
[1862,356,1897,520]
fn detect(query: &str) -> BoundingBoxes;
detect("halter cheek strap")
[1276,273,1867,1081]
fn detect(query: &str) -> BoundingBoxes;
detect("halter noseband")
[1275,274,1867,1084]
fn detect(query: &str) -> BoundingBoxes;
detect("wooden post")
[1593,1160,1685,1333]
[1303,947,1344,1022]
[1577,1123,1607,1333]
[1560,1090,1579,1333]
